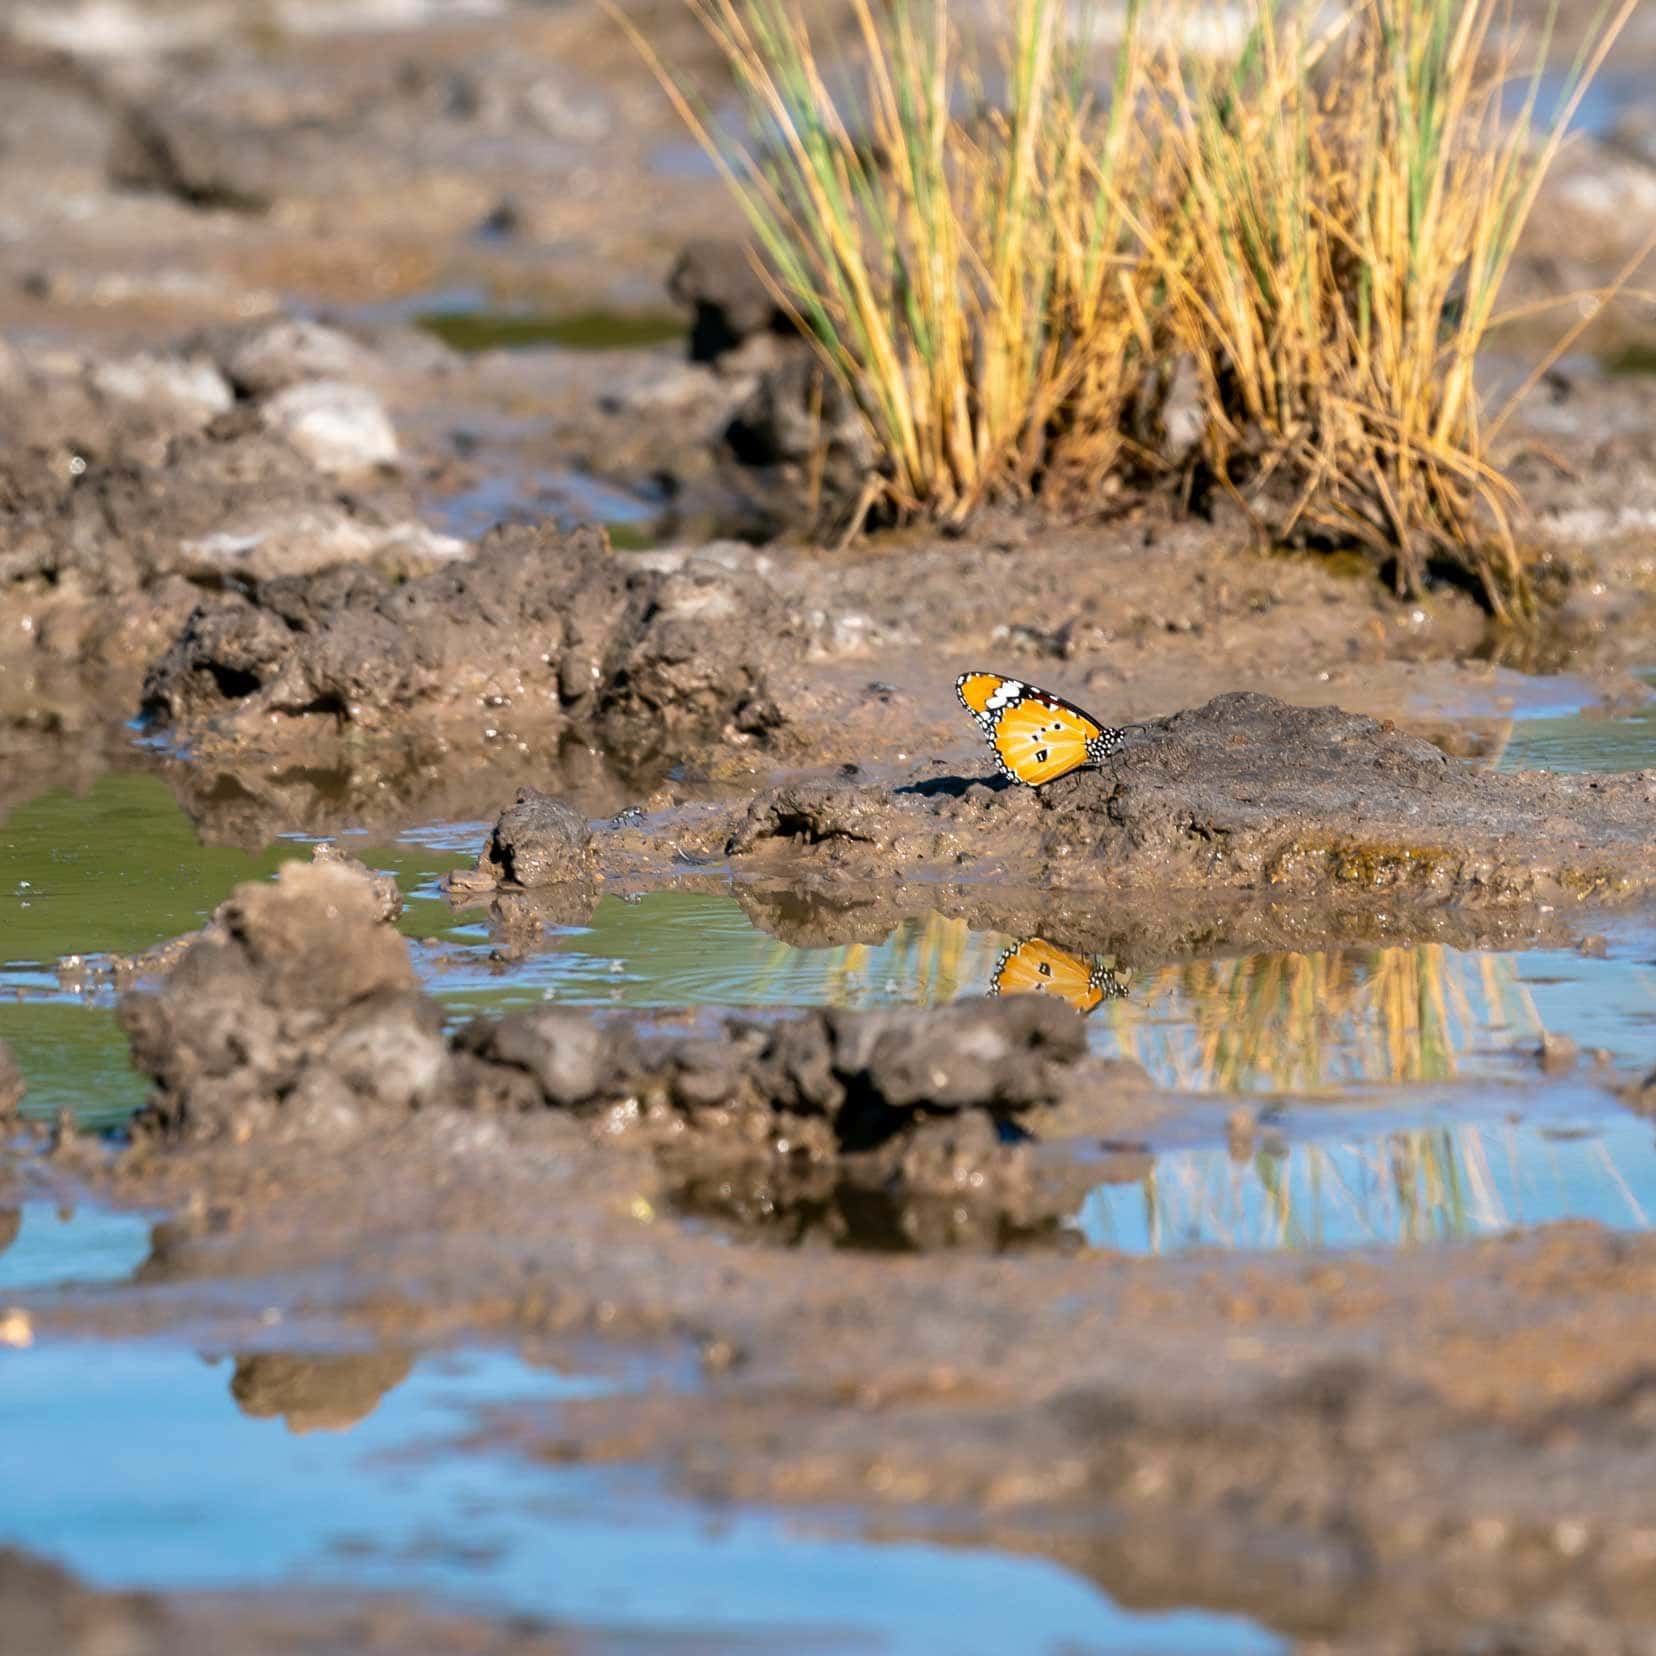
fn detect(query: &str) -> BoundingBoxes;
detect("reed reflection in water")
[1077,1113,1656,1255]
[1097,944,1542,1093]
[811,925,1549,1095]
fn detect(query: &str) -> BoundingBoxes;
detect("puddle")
[432,465,665,542]
[0,1201,152,1293]
[4,770,1656,1256]
[1606,341,1656,377]
[1492,668,1656,774]
[1073,1090,1656,1256]
[424,893,1656,1089]
[1501,66,1650,140]
[0,1339,1278,1654]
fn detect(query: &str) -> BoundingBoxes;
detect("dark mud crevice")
[204,661,260,701]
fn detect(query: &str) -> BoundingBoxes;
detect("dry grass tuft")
[614,0,1170,525]
[1134,0,1643,618]
[622,0,1644,614]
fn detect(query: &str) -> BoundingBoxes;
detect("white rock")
[177,512,466,583]
[226,320,375,398]
[261,379,398,474]
[87,352,234,426]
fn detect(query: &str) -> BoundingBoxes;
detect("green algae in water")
[0,773,473,1124]
[1,773,301,966]
[416,308,687,353]
[1605,342,1656,377]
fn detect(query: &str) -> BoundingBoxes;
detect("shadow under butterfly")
[989,937,1129,1016]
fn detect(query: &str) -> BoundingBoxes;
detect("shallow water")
[6,769,1656,1257]
[1074,1089,1656,1255]
[413,295,687,354]
[0,1296,1277,1654]
[3,703,1656,1644]
[0,1200,152,1293]
[433,465,665,542]
[1492,668,1656,773]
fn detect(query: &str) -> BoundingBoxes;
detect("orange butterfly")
[990,937,1128,1016]
[956,671,1125,787]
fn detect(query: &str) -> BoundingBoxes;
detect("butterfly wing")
[955,671,1124,788]
[956,671,1022,729]
[991,938,1109,1015]
[990,696,1103,787]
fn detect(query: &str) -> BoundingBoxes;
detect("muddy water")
[1492,668,1656,772]
[0,1215,1277,1655]
[7,780,1656,1249]
[3,694,1655,1646]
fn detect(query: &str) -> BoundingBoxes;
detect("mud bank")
[138,522,793,768]
[117,855,1156,1197]
[593,691,1656,921]
[0,1546,574,1656]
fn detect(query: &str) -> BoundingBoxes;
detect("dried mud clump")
[594,554,794,763]
[119,858,451,1142]
[457,989,1102,1158]
[141,525,797,761]
[443,787,600,944]
[728,691,1656,908]
[453,787,595,891]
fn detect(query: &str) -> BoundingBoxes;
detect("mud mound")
[140,525,796,761]
[119,857,448,1141]
[119,858,1149,1166]
[727,691,1656,908]
[455,990,1108,1157]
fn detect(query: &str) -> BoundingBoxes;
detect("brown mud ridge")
[13,852,1650,1654]
[115,853,1156,1198]
[139,522,792,769]
[0,1546,574,1656]
[599,691,1656,941]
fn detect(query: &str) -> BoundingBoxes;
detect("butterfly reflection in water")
[956,671,1126,788]
[989,938,1128,1017]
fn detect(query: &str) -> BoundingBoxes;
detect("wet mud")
[719,691,1656,906]
[0,1546,575,1656]
[31,1066,1656,1655]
